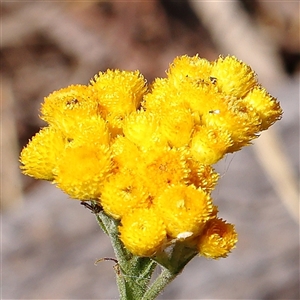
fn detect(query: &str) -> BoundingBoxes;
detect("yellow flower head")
[190,126,233,165]
[167,54,213,85]
[142,77,193,114]
[40,85,98,134]
[111,135,142,171]
[138,147,190,197]
[198,218,238,259]
[54,142,113,200]
[186,161,220,193]
[143,76,221,122]
[119,207,167,257]
[90,69,147,117]
[179,80,226,117]
[90,70,147,136]
[141,78,170,112]
[100,171,151,219]
[211,55,257,98]
[104,113,125,138]
[202,99,261,152]
[20,54,283,261]
[123,110,166,149]
[243,86,283,130]
[20,126,66,181]
[159,105,195,148]
[154,184,214,239]
[67,116,110,145]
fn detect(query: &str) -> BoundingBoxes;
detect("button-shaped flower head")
[198,218,238,259]
[119,207,167,257]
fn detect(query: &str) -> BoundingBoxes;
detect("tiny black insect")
[208,109,220,114]
[66,98,79,108]
[209,76,217,84]
[81,201,103,214]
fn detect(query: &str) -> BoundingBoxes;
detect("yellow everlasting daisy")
[20,126,66,181]
[111,135,142,171]
[202,99,261,152]
[54,142,113,200]
[67,116,110,145]
[159,105,195,148]
[100,171,151,219]
[186,161,220,193]
[243,86,283,130]
[20,54,283,266]
[40,85,98,134]
[123,110,167,149]
[211,55,257,98]
[90,70,147,136]
[90,69,147,117]
[119,207,167,257]
[198,218,238,259]
[154,184,214,239]
[167,54,213,86]
[138,147,190,197]
[190,126,233,165]
[178,80,226,118]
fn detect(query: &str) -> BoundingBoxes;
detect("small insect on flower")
[209,76,217,84]
[81,201,103,214]
[94,257,121,275]
[208,109,220,114]
[66,98,79,108]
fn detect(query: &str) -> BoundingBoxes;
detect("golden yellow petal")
[211,55,257,98]
[160,105,195,148]
[202,99,261,152]
[167,54,213,86]
[90,69,147,116]
[123,110,167,149]
[142,77,187,113]
[100,171,151,219]
[119,207,167,257]
[198,218,238,259]
[244,86,283,130]
[190,126,233,164]
[154,184,214,238]
[67,116,110,145]
[186,160,220,193]
[138,147,190,197]
[20,126,66,180]
[41,84,98,131]
[111,135,142,171]
[54,142,113,200]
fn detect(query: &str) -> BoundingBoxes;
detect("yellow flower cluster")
[20,55,282,259]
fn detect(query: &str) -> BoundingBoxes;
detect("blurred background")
[1,1,299,299]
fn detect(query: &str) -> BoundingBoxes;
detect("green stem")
[96,211,132,266]
[96,212,133,298]
[95,211,158,299]
[95,212,108,234]
[95,212,195,299]
[142,267,178,300]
